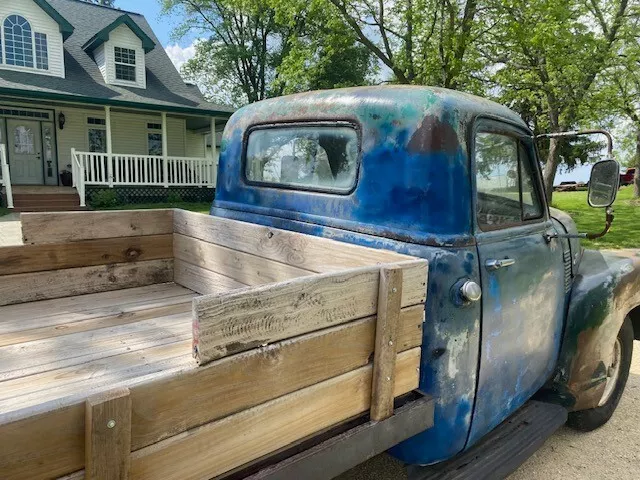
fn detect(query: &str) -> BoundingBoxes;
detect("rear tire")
[567,316,633,432]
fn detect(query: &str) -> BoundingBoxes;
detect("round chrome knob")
[460,281,482,302]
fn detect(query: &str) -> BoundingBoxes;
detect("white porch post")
[105,106,113,187]
[210,117,216,187]
[162,112,168,187]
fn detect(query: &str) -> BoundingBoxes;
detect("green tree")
[326,0,484,91]
[163,0,374,107]
[485,0,630,202]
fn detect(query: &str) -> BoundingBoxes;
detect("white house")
[0,0,234,211]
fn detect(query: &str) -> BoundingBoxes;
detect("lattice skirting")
[86,186,215,206]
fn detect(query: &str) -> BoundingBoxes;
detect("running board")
[408,400,568,480]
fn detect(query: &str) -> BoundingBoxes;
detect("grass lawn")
[100,202,211,214]
[0,207,10,217]
[552,185,640,250]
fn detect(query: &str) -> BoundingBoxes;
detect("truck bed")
[0,209,429,480]
[0,283,198,417]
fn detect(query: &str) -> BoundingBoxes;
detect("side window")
[475,131,543,229]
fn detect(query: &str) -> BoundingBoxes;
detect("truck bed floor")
[0,283,201,419]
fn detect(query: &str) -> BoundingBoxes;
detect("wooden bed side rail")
[192,260,428,364]
[20,210,174,244]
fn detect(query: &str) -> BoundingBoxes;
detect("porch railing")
[0,144,13,209]
[71,149,217,207]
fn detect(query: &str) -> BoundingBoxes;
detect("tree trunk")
[634,127,640,198]
[542,137,561,205]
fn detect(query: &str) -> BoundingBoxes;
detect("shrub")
[90,189,120,208]
[166,191,183,204]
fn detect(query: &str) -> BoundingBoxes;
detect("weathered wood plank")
[193,260,427,364]
[0,235,173,275]
[173,209,415,273]
[0,299,192,347]
[0,308,423,479]
[129,348,421,480]
[173,258,246,294]
[370,266,403,421]
[173,233,312,285]
[21,210,173,244]
[0,259,174,306]
[85,388,131,480]
[0,283,192,326]
[0,313,192,382]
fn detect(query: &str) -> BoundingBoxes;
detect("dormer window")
[114,46,136,81]
[1,15,48,71]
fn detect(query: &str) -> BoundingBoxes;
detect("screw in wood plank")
[107,419,116,429]
[392,287,397,293]
[388,340,393,346]
[386,376,391,381]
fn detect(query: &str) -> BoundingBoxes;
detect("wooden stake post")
[370,266,403,421]
[85,388,132,480]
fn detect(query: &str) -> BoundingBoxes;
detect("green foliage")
[553,186,640,250]
[89,189,120,208]
[166,191,183,203]
[164,0,375,106]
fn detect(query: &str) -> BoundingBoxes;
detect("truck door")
[467,120,566,446]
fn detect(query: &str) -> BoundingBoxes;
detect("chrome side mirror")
[588,159,620,208]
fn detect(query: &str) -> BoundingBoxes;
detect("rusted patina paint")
[552,249,640,410]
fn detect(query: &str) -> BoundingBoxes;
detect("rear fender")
[552,249,640,411]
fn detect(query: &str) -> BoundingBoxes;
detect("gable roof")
[0,0,233,117]
[32,0,74,40]
[82,14,156,54]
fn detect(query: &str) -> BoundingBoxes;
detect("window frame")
[471,118,548,233]
[0,14,49,72]
[113,46,137,82]
[86,115,107,153]
[241,121,362,195]
[147,122,162,156]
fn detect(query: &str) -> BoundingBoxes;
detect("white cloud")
[165,42,197,72]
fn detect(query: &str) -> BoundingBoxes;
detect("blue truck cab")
[211,86,640,467]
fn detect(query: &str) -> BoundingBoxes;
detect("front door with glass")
[7,119,43,185]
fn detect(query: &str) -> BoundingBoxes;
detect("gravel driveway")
[339,340,640,480]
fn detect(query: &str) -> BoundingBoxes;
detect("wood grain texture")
[85,388,132,480]
[131,306,422,449]
[370,266,403,421]
[21,210,174,244]
[129,348,421,480]
[193,261,427,364]
[0,308,423,480]
[173,209,414,273]
[0,235,173,275]
[173,233,312,285]
[0,259,174,306]
[173,258,247,294]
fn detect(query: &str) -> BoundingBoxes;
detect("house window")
[147,122,162,156]
[34,33,48,70]
[1,15,49,71]
[114,46,136,81]
[4,15,34,68]
[87,117,107,153]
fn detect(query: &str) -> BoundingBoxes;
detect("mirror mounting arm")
[545,207,614,242]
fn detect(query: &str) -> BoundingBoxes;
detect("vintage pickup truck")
[0,86,638,479]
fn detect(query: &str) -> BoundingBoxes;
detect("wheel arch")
[628,304,640,341]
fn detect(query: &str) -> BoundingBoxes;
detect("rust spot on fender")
[408,115,459,154]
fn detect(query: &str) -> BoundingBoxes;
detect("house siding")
[98,24,147,89]
[0,0,65,78]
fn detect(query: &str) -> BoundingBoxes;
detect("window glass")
[4,15,34,68]
[88,129,106,153]
[148,133,162,155]
[114,47,136,81]
[34,32,48,70]
[13,125,35,154]
[475,132,543,229]
[519,143,543,220]
[246,126,359,192]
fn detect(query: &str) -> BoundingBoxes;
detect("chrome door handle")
[485,258,516,271]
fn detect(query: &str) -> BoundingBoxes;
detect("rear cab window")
[475,131,544,230]
[245,124,360,193]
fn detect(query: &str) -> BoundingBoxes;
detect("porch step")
[3,189,86,212]
[12,206,90,212]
